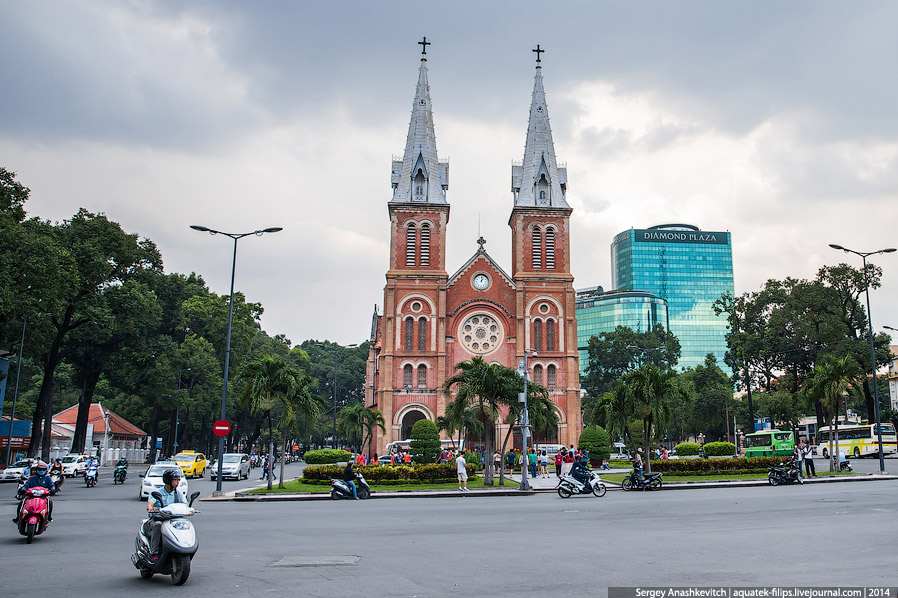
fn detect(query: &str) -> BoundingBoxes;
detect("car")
[171,451,207,478]
[60,454,90,477]
[377,455,393,465]
[137,461,190,500]
[1,459,36,482]
[209,453,251,481]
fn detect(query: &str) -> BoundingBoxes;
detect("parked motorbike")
[621,469,663,491]
[557,470,607,498]
[768,460,804,486]
[132,490,201,585]
[114,464,128,484]
[15,486,52,544]
[330,472,371,500]
[85,465,98,487]
[839,459,852,472]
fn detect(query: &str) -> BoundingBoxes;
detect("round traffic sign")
[213,419,231,437]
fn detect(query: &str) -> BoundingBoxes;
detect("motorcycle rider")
[569,455,591,489]
[13,460,56,523]
[116,457,129,479]
[49,458,65,491]
[632,448,644,483]
[342,462,358,499]
[145,468,189,559]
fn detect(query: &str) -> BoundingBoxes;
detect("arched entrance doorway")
[400,410,426,440]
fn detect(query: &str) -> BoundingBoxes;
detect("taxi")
[171,450,207,478]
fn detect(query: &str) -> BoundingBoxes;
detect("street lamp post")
[172,368,191,455]
[829,243,896,475]
[316,343,358,450]
[191,225,282,495]
[516,349,537,492]
[4,314,49,467]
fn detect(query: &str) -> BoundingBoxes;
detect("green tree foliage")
[801,354,862,471]
[409,419,441,464]
[578,425,611,462]
[336,401,384,453]
[682,354,732,441]
[623,365,689,473]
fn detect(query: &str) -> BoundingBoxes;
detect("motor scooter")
[839,458,852,472]
[768,460,804,485]
[330,472,371,499]
[114,464,128,484]
[16,475,27,500]
[621,468,663,491]
[556,470,607,498]
[132,490,201,585]
[15,486,52,544]
[85,464,98,487]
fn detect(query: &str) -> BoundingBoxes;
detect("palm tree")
[442,357,522,485]
[437,397,483,450]
[277,371,323,488]
[802,354,862,471]
[602,383,637,456]
[361,408,386,457]
[624,365,686,473]
[337,402,366,452]
[241,354,297,490]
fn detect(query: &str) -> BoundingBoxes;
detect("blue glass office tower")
[575,289,669,377]
[611,224,734,372]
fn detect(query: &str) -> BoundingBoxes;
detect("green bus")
[743,429,795,457]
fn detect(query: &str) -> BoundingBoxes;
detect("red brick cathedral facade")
[364,52,581,457]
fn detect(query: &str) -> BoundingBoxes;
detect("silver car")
[138,462,190,500]
[209,453,251,481]
[1,459,35,482]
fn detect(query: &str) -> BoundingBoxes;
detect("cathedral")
[364,45,581,457]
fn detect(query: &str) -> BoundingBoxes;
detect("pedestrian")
[404,452,411,465]
[528,449,538,478]
[506,449,516,474]
[456,450,468,491]
[562,448,574,476]
[554,451,563,477]
[698,443,706,460]
[493,450,501,473]
[539,450,549,478]
[802,442,816,477]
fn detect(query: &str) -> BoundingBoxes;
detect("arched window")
[406,223,417,267]
[417,316,427,351]
[533,364,544,386]
[547,364,557,389]
[417,364,427,388]
[404,317,414,351]
[403,364,413,387]
[420,223,431,266]
[536,173,550,203]
[545,227,555,269]
[546,319,555,351]
[534,319,543,352]
[532,226,542,269]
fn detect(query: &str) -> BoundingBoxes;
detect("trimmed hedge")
[409,419,441,464]
[704,441,736,456]
[579,425,611,464]
[303,449,352,464]
[649,456,792,475]
[298,477,474,486]
[674,442,700,456]
[303,463,476,484]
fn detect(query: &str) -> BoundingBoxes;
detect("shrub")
[704,441,736,456]
[302,463,475,484]
[649,456,789,475]
[463,450,482,470]
[303,449,352,464]
[674,442,700,456]
[409,419,441,464]
[578,425,611,464]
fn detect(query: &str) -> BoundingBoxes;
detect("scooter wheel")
[768,475,779,486]
[171,554,190,586]
[26,522,36,544]
[621,479,634,491]
[358,488,370,499]
[330,489,340,500]
[592,484,607,498]
[557,486,573,499]
[139,566,154,579]
[650,479,662,490]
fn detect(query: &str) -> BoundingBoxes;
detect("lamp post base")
[212,490,225,497]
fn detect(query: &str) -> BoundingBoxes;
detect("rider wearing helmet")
[145,467,188,558]
[569,453,591,489]
[13,460,56,523]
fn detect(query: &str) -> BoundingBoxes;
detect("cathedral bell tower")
[509,46,581,445]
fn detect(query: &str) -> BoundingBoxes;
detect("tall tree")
[624,365,688,473]
[801,354,862,471]
[682,354,732,441]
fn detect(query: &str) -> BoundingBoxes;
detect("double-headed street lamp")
[516,349,537,492]
[191,225,282,495]
[316,343,358,450]
[829,243,896,475]
[172,368,191,455]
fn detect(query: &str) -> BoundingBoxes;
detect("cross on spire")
[532,44,544,63]
[419,37,431,55]
[477,236,486,250]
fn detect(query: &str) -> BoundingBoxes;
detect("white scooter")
[84,465,98,487]
[131,490,201,585]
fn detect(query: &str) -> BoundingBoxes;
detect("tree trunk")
[643,420,652,474]
[498,423,515,486]
[29,306,76,459]
[861,379,875,425]
[71,369,102,454]
[744,361,755,432]
[482,412,494,485]
[247,421,261,454]
[149,403,159,462]
[832,403,840,472]
[278,425,287,489]
[267,412,274,491]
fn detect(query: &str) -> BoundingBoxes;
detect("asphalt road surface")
[1,464,895,597]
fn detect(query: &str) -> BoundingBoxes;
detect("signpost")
[213,420,231,437]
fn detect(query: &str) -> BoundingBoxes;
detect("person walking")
[506,449,516,474]
[456,450,468,491]
[493,451,501,473]
[802,442,816,477]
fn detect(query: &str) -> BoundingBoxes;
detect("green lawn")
[598,471,857,483]
[245,476,520,494]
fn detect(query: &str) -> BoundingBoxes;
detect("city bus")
[743,429,795,457]
[384,439,463,455]
[815,423,897,459]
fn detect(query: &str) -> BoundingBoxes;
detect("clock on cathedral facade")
[363,47,581,457]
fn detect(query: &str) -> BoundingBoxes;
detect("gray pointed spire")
[391,57,448,204]
[512,63,568,208]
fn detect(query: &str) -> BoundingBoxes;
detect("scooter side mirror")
[188,491,200,507]
[151,490,164,502]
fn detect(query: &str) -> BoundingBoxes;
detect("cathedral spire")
[511,47,568,208]
[391,40,448,204]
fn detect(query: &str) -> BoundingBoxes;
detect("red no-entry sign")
[213,419,231,437]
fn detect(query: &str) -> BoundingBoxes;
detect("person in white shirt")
[802,442,816,477]
[456,452,468,491]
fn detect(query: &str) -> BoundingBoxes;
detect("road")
[1,462,896,597]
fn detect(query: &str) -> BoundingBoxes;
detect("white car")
[138,462,190,500]
[209,453,251,481]
[1,459,35,482]
[60,454,89,477]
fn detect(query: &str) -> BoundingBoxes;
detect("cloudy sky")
[2,1,897,346]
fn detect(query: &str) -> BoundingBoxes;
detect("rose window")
[459,314,503,354]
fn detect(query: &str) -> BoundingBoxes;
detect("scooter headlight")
[172,520,191,530]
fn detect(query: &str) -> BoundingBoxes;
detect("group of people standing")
[793,441,817,477]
